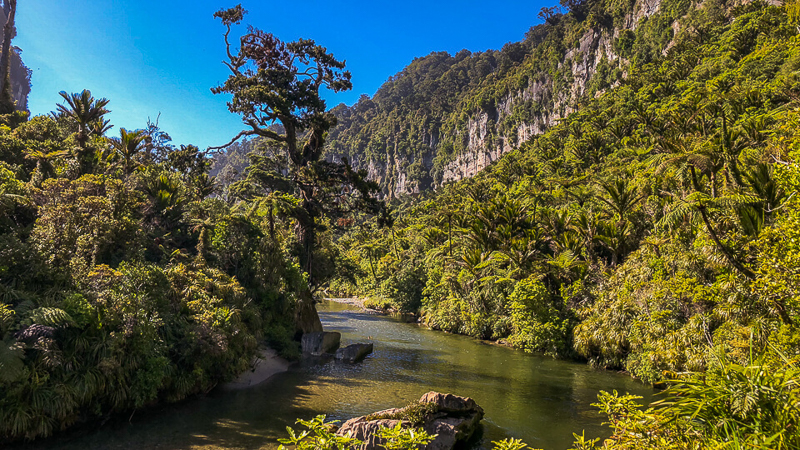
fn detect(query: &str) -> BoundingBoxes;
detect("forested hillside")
[4,0,800,447]
[323,0,701,196]
[329,1,800,447]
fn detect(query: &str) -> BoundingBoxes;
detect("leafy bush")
[508,277,573,356]
[278,415,435,450]
[584,348,800,449]
[364,401,440,426]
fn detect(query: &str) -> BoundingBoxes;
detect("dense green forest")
[3,0,800,448]
[0,96,312,440]
[319,0,708,196]
[323,0,800,448]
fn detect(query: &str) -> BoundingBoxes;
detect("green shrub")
[278,415,435,450]
[508,277,573,356]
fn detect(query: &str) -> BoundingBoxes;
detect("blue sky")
[17,1,547,149]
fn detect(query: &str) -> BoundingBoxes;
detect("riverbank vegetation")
[0,5,384,442]
[324,0,800,446]
[4,0,800,447]
[0,94,312,440]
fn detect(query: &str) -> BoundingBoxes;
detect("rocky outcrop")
[438,1,662,185]
[301,331,341,356]
[418,392,481,414]
[335,343,374,363]
[0,8,30,112]
[336,392,484,450]
[325,0,682,197]
[295,293,324,335]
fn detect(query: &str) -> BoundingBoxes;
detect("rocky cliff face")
[9,49,30,112]
[440,0,663,184]
[1,5,31,112]
[325,0,690,197]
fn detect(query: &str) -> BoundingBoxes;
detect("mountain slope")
[325,0,702,197]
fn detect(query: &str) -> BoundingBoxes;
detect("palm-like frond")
[659,201,696,230]
[597,179,644,219]
[107,128,146,174]
[56,90,110,138]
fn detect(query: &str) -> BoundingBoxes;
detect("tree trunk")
[710,171,717,198]
[391,227,400,260]
[697,205,754,279]
[268,201,275,242]
[367,247,377,284]
[298,208,316,280]
[294,189,323,335]
[448,214,452,258]
[689,165,703,193]
[0,0,15,113]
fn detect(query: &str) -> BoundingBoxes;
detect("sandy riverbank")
[323,297,368,308]
[221,348,291,390]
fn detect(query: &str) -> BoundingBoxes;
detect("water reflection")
[25,300,652,450]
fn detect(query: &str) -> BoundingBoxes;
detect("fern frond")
[710,194,761,210]
[658,202,698,230]
[28,307,75,328]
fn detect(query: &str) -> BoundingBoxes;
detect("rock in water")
[419,392,480,413]
[337,391,484,450]
[294,296,323,334]
[335,343,374,363]
[301,331,341,356]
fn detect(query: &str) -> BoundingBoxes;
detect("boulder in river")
[336,391,484,450]
[295,294,323,334]
[335,343,374,363]
[301,331,341,356]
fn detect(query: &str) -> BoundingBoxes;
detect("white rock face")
[438,0,665,186]
[328,0,676,198]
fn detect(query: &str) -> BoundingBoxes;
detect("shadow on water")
[23,300,653,450]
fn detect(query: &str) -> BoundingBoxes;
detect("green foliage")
[376,422,436,450]
[0,78,305,443]
[583,347,800,449]
[508,277,573,356]
[277,415,435,450]
[494,358,800,449]
[365,400,440,426]
[278,415,362,450]
[492,438,541,450]
[329,3,800,401]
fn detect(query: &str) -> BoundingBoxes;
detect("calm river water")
[26,300,653,450]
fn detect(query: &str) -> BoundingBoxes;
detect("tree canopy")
[211,5,383,333]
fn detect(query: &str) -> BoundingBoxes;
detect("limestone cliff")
[325,0,699,197]
[1,4,31,112]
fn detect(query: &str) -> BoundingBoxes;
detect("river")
[26,300,653,450]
